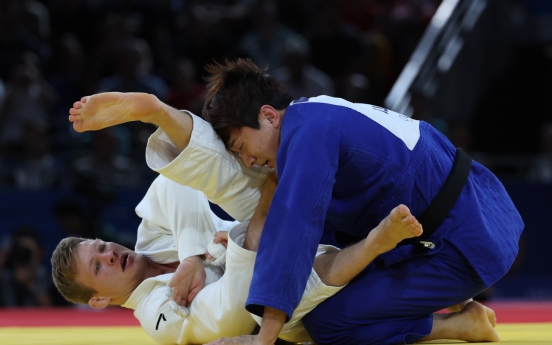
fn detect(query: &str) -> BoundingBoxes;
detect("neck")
[145,258,178,278]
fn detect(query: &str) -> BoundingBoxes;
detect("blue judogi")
[245,96,523,344]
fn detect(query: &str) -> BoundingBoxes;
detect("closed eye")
[95,243,106,275]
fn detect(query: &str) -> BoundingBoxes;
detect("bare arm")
[243,174,277,251]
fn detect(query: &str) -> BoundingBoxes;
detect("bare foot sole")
[68,92,162,132]
[370,205,423,252]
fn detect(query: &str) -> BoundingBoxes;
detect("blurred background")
[0,0,550,308]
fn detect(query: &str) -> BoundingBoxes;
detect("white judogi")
[121,112,344,344]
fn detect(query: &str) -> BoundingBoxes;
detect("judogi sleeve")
[135,175,239,263]
[135,223,258,345]
[145,111,273,222]
[246,115,340,320]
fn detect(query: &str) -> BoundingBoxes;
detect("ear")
[88,296,111,309]
[259,105,282,128]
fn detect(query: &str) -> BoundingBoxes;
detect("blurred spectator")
[166,58,206,115]
[0,52,58,154]
[72,128,142,202]
[53,199,96,239]
[97,37,169,101]
[171,7,234,76]
[21,0,51,41]
[7,122,67,190]
[342,73,371,103]
[53,198,119,245]
[49,33,86,110]
[0,0,50,82]
[305,0,364,96]
[447,119,492,170]
[272,35,335,99]
[410,92,448,136]
[238,0,297,70]
[359,31,396,105]
[527,122,552,183]
[0,226,52,307]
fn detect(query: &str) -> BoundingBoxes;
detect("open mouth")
[121,254,129,272]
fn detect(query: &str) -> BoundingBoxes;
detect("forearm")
[243,175,276,251]
[257,307,286,345]
[243,203,268,251]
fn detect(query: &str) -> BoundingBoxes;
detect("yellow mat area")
[0,323,551,345]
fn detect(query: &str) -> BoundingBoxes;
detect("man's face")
[74,239,149,304]
[228,109,281,169]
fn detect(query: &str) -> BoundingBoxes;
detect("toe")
[72,121,86,133]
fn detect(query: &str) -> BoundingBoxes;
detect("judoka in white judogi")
[120,112,343,344]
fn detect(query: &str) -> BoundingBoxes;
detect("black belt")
[401,147,472,249]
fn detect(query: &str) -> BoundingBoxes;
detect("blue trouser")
[302,240,487,345]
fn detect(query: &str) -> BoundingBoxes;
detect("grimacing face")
[227,107,281,169]
[74,239,149,306]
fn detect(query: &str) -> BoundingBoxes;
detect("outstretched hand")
[167,255,206,307]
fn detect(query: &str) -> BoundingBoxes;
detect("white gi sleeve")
[135,222,257,345]
[145,111,273,222]
[135,175,239,264]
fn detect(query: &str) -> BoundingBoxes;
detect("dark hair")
[202,58,294,144]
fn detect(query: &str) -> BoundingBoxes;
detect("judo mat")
[0,301,551,345]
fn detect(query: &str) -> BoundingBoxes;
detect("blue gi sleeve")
[245,117,340,320]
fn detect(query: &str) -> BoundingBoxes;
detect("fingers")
[213,231,229,247]
[166,283,189,307]
[187,285,203,305]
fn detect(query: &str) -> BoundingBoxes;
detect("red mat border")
[1,301,551,327]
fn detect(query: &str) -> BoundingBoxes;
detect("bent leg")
[69,92,193,151]
[303,240,487,345]
[313,205,422,287]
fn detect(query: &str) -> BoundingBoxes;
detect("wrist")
[257,307,286,345]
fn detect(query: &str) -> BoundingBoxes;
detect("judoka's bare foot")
[448,299,472,313]
[484,304,497,328]
[419,301,499,343]
[367,204,423,255]
[447,299,496,327]
[68,92,163,132]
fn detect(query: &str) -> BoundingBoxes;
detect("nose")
[101,251,118,266]
[242,154,256,167]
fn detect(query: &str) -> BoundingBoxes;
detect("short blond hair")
[51,237,97,304]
